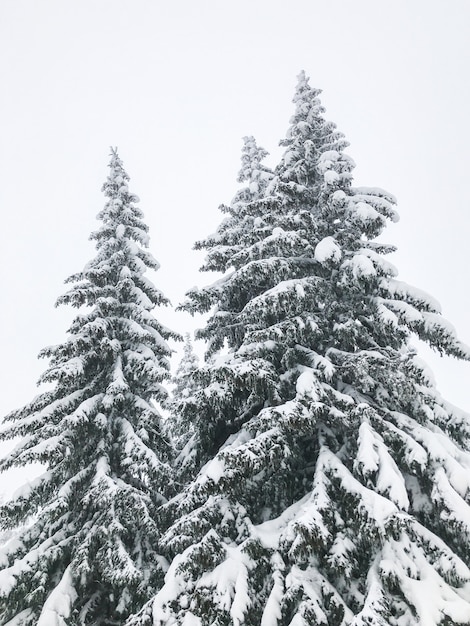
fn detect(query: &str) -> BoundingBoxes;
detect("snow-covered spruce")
[0,150,179,625]
[165,333,200,459]
[130,74,470,625]
[165,136,276,481]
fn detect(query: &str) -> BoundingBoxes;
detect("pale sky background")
[1,1,470,494]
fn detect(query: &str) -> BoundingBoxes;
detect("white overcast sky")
[1,0,470,477]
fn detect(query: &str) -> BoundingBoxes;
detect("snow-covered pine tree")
[193,134,274,353]
[165,333,200,455]
[134,74,470,625]
[0,149,179,625]
[162,135,275,481]
[172,334,200,404]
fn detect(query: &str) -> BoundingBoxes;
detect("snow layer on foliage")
[318,150,340,165]
[198,544,252,625]
[181,614,202,626]
[151,551,194,624]
[8,470,51,502]
[57,466,91,500]
[352,186,397,203]
[37,566,77,626]
[196,457,226,485]
[323,169,339,184]
[382,419,428,472]
[433,469,470,532]
[355,422,409,510]
[379,298,423,325]
[287,565,353,625]
[243,278,317,319]
[151,538,252,626]
[358,247,397,276]
[0,533,25,570]
[354,201,380,221]
[314,236,341,263]
[385,278,442,313]
[376,301,399,327]
[302,350,335,380]
[411,354,436,386]
[23,435,62,457]
[295,368,320,401]
[393,410,470,493]
[332,189,347,203]
[0,530,71,596]
[323,448,397,524]
[422,311,470,357]
[260,553,284,626]
[220,429,254,459]
[381,534,470,625]
[352,187,399,222]
[253,495,312,550]
[348,569,388,626]
[4,609,34,626]
[345,253,376,277]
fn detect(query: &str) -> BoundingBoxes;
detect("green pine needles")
[2,75,470,625]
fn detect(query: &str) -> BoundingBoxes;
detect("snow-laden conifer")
[0,149,179,625]
[168,136,275,480]
[135,75,470,625]
[172,334,200,404]
[165,333,200,454]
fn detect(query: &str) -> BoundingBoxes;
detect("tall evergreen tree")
[0,150,179,625]
[135,74,470,625]
[166,135,274,479]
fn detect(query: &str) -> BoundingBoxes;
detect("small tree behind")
[166,333,200,457]
[172,333,200,405]
[174,135,275,477]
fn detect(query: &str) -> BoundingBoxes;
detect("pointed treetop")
[288,70,324,129]
[174,333,200,378]
[82,149,156,260]
[108,146,127,177]
[237,135,269,183]
[109,145,124,165]
[230,135,273,206]
[102,147,133,199]
[181,332,198,360]
[172,333,199,395]
[292,69,323,106]
[278,71,351,188]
